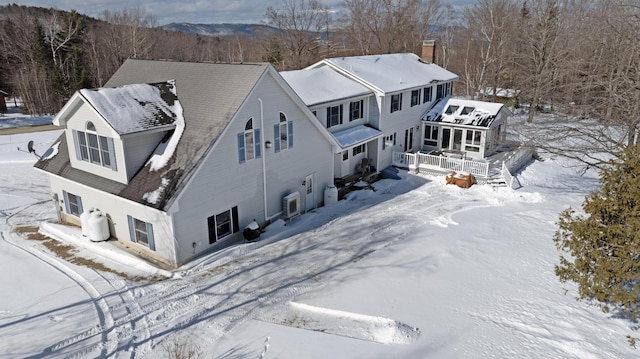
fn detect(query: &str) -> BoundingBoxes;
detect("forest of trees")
[0,0,638,159]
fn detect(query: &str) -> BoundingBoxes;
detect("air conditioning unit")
[282,192,300,219]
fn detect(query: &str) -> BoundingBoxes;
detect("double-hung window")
[349,100,363,121]
[127,215,155,251]
[326,104,343,127]
[423,86,432,103]
[208,206,239,244]
[390,93,402,113]
[62,190,83,216]
[274,112,293,153]
[238,118,261,163]
[73,122,116,170]
[411,89,421,107]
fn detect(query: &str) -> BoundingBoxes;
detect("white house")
[35,59,338,267]
[421,98,511,160]
[280,66,382,180]
[283,53,458,184]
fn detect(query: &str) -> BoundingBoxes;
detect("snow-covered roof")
[319,53,458,94]
[281,67,372,106]
[80,81,180,135]
[331,125,383,149]
[422,98,507,127]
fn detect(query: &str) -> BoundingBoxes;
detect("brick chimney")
[421,40,436,64]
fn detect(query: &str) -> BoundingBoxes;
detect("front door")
[305,173,315,212]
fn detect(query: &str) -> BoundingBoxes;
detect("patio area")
[392,141,534,188]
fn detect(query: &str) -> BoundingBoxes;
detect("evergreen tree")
[554,144,640,343]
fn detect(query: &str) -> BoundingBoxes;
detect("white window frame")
[349,100,363,121]
[75,122,115,170]
[208,206,239,244]
[424,124,439,147]
[245,118,256,161]
[390,93,402,113]
[411,89,421,107]
[327,105,342,127]
[279,112,288,150]
[352,144,365,156]
[423,86,432,103]
[465,129,482,152]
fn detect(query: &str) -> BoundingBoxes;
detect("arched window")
[274,112,293,153]
[279,112,288,150]
[244,118,255,160]
[73,121,116,170]
[237,118,261,163]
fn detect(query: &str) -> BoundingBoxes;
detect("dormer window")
[73,122,117,170]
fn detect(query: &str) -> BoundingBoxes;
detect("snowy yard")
[0,110,637,358]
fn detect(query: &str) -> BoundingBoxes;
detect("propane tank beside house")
[324,184,338,206]
[80,208,95,236]
[88,210,110,242]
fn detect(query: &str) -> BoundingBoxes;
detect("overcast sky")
[7,0,473,25]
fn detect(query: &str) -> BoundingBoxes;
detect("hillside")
[160,22,277,37]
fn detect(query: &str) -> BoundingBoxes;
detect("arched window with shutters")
[237,118,261,163]
[274,112,293,153]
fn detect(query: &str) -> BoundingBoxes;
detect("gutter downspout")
[258,98,268,222]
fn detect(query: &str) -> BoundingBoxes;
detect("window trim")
[208,206,239,244]
[326,104,343,128]
[423,124,439,147]
[238,118,261,163]
[349,99,363,121]
[423,86,432,103]
[352,144,365,156]
[411,89,421,107]
[127,215,156,251]
[390,93,403,113]
[73,125,117,171]
[465,129,482,152]
[62,190,83,216]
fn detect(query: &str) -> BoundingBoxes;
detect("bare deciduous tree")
[340,0,441,56]
[264,0,332,70]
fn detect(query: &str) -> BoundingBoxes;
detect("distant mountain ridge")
[159,23,278,37]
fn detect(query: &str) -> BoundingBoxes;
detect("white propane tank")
[88,210,110,242]
[324,184,338,206]
[80,208,94,237]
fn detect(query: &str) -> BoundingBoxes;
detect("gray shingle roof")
[35,59,270,211]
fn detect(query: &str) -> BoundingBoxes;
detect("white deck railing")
[393,151,490,177]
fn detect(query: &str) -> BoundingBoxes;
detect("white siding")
[65,102,128,184]
[122,131,167,180]
[48,175,177,266]
[170,72,334,264]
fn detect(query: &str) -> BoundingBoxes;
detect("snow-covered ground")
[0,105,637,358]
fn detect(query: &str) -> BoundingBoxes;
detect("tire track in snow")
[1,202,115,358]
